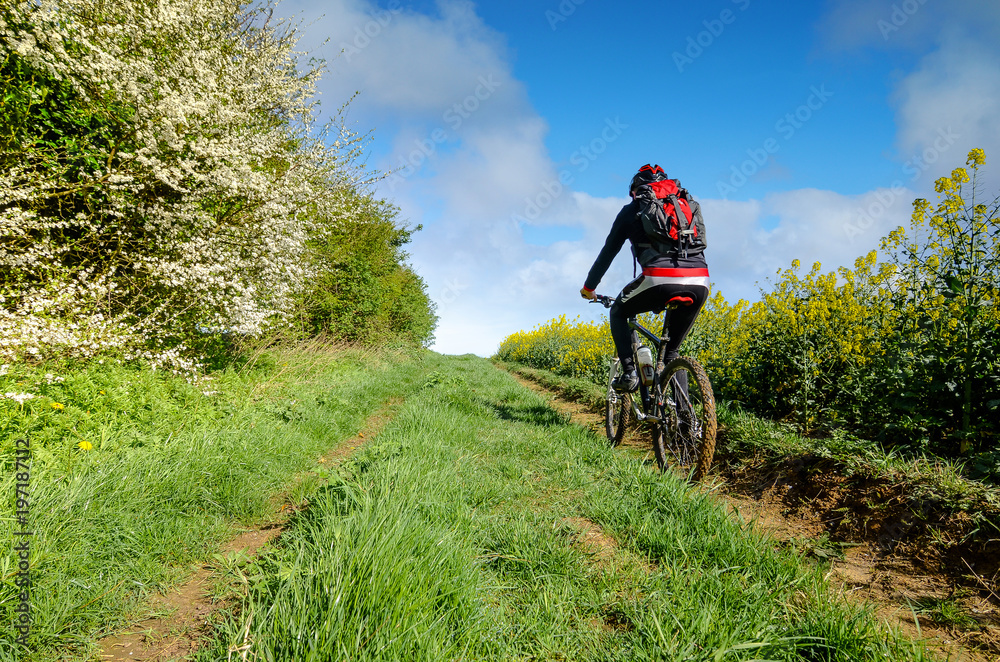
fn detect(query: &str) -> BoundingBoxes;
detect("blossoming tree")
[1,0,369,370]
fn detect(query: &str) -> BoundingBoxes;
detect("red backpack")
[633,177,707,263]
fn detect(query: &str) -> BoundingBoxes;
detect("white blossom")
[3,392,37,404]
[0,0,372,372]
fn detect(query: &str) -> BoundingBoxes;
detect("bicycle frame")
[592,294,690,423]
[628,315,669,367]
[607,310,673,424]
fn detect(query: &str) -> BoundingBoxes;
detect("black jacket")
[584,199,708,291]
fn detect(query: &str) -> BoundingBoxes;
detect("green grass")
[494,360,606,413]
[907,596,981,631]
[0,345,438,661]
[197,354,930,661]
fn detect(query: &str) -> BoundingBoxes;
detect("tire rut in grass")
[507,371,655,459]
[504,370,669,637]
[94,398,406,662]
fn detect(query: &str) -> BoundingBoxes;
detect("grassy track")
[197,354,930,661]
[0,347,437,661]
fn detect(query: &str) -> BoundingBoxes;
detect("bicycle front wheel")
[652,357,716,481]
[605,359,628,446]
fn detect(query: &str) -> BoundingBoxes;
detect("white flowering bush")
[1,0,369,370]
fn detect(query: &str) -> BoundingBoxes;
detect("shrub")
[295,190,436,347]
[874,148,1000,453]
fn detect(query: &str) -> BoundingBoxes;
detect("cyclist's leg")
[656,284,709,425]
[660,285,709,361]
[610,277,670,387]
[609,275,650,374]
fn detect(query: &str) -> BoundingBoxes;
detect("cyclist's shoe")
[611,370,639,392]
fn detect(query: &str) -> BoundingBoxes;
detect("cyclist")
[580,164,710,391]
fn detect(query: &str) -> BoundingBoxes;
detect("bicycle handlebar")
[588,294,614,309]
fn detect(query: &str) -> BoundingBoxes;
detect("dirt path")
[512,372,1000,662]
[95,399,404,662]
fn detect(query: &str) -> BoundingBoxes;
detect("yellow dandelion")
[78,440,93,451]
[51,402,65,410]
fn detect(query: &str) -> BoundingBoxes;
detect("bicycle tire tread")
[655,356,717,481]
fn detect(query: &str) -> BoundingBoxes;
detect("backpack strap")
[665,193,693,257]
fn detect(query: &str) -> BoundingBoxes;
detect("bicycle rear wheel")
[605,359,628,446]
[652,357,716,481]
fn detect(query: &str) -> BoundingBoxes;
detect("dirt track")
[95,400,404,662]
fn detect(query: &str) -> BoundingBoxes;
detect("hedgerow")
[0,0,436,371]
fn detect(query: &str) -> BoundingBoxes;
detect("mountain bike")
[591,294,717,481]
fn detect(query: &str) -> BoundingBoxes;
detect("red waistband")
[641,267,710,277]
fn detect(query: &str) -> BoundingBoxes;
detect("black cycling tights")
[609,278,709,372]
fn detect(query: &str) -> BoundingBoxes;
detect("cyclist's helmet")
[629,164,667,196]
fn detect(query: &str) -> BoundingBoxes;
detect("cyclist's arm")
[583,204,632,292]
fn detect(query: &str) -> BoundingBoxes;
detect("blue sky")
[276,0,1000,355]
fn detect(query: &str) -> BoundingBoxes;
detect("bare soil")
[512,371,1000,662]
[94,527,282,661]
[564,516,620,564]
[716,453,1000,661]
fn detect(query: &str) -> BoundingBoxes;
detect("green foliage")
[1,0,437,369]
[494,312,660,385]
[907,596,980,630]
[875,148,1000,453]
[688,255,899,434]
[295,190,437,347]
[1,31,128,151]
[689,149,999,456]
[0,49,134,294]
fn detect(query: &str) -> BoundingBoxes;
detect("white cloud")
[283,0,516,118]
[410,192,624,355]
[818,0,1000,55]
[892,38,1000,191]
[819,1,1000,189]
[700,187,913,303]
